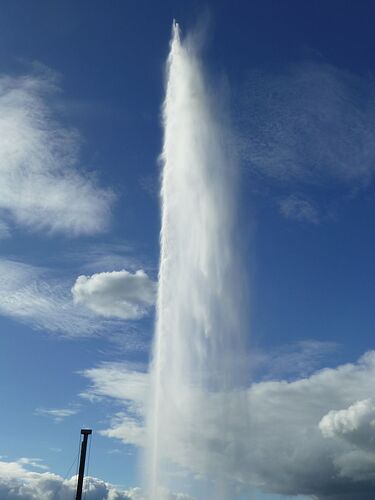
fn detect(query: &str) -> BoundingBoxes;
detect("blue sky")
[1,1,375,499]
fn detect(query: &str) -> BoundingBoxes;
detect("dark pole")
[76,429,92,500]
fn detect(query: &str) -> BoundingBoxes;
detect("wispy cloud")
[80,362,147,408]
[16,457,49,471]
[80,362,147,447]
[0,71,114,236]
[72,270,156,320]
[240,62,375,189]
[100,412,145,448]
[279,194,319,224]
[0,258,130,337]
[139,173,159,197]
[252,339,339,380]
[0,221,10,239]
[76,243,141,273]
[34,407,79,423]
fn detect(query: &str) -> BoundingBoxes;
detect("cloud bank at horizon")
[0,457,194,500]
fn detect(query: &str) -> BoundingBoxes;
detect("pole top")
[80,428,92,435]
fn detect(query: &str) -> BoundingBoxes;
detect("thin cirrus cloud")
[0,72,114,236]
[252,339,339,380]
[0,220,10,239]
[279,194,319,224]
[0,258,125,337]
[81,351,375,499]
[71,270,157,320]
[240,62,375,188]
[74,243,142,273]
[34,407,79,423]
[16,457,49,471]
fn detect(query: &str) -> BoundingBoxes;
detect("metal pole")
[76,429,92,500]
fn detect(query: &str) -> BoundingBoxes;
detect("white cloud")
[72,270,156,320]
[16,458,48,471]
[320,399,375,452]
[0,458,130,499]
[100,412,145,448]
[80,363,147,447]
[82,352,375,499]
[0,72,113,236]
[106,486,194,500]
[279,195,319,224]
[34,407,78,423]
[81,362,147,405]
[0,458,193,500]
[240,62,375,188]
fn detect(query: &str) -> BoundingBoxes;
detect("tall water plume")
[146,22,247,499]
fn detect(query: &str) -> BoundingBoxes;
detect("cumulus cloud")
[0,457,130,499]
[82,352,375,499]
[320,398,375,452]
[279,195,319,224]
[0,72,113,236]
[240,62,375,188]
[0,458,193,500]
[72,270,156,320]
